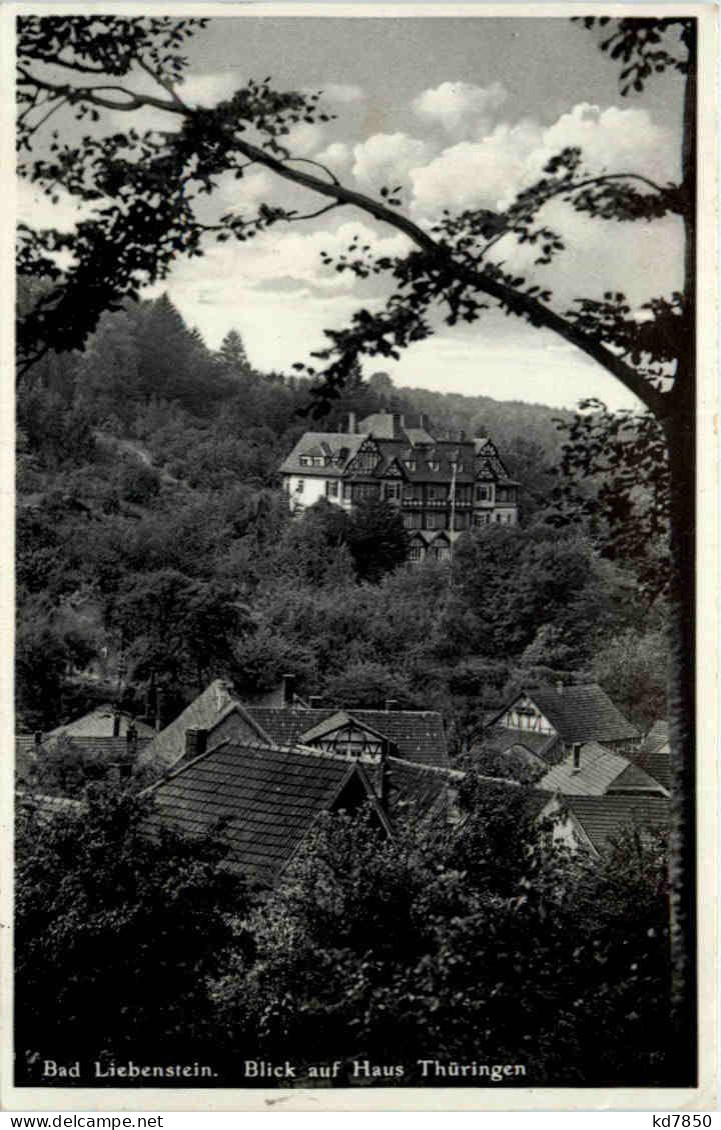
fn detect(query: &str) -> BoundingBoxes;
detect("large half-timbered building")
[279,410,519,560]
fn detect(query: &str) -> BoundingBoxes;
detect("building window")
[383,482,401,501]
[352,482,380,501]
[425,511,446,530]
[433,544,451,561]
[295,480,304,493]
[474,512,490,527]
[405,460,417,473]
[496,486,518,503]
[453,512,469,531]
[428,460,440,472]
[409,544,424,562]
[326,480,338,499]
[427,485,448,501]
[476,484,492,501]
[403,512,422,530]
[313,456,325,467]
[342,483,352,500]
[299,456,311,467]
[495,512,503,523]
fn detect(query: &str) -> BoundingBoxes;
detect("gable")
[499,694,556,736]
[299,710,390,757]
[346,437,382,476]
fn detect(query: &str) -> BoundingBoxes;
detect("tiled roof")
[610,762,668,795]
[143,740,380,884]
[379,757,455,825]
[47,707,156,739]
[471,726,556,760]
[565,795,669,854]
[539,742,664,797]
[137,680,273,774]
[501,685,640,745]
[640,720,671,789]
[42,734,153,759]
[279,432,365,476]
[246,706,449,769]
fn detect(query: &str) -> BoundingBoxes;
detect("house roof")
[279,432,366,477]
[538,742,665,797]
[471,725,557,761]
[143,740,384,884]
[279,419,513,487]
[42,734,153,759]
[246,706,449,769]
[136,680,273,774]
[640,720,671,789]
[565,795,669,854]
[497,684,640,745]
[47,706,156,740]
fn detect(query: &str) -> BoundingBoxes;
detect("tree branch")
[18,64,670,415]
[136,57,189,111]
[226,131,668,416]
[18,67,187,116]
[282,156,340,186]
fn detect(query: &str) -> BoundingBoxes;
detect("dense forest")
[17,287,669,746]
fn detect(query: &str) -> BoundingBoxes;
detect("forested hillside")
[16,289,669,746]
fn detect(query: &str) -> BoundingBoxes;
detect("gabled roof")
[298,709,389,747]
[472,726,556,760]
[137,680,273,774]
[496,684,639,745]
[564,795,669,854]
[538,742,665,797]
[640,720,671,789]
[47,706,155,740]
[279,432,366,477]
[43,735,153,759]
[246,706,449,769]
[143,740,386,884]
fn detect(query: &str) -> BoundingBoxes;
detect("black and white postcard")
[2,1,717,1112]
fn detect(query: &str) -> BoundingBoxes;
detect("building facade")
[279,410,519,561]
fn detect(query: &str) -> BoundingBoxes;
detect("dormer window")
[299,455,311,467]
[313,456,325,467]
[428,460,440,472]
[405,460,417,473]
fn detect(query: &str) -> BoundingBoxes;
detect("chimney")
[309,695,323,709]
[459,429,467,442]
[419,413,428,432]
[572,742,582,772]
[348,411,357,435]
[112,709,121,738]
[185,728,208,761]
[282,673,296,707]
[34,731,43,748]
[385,699,399,712]
[392,412,403,438]
[556,679,564,696]
[126,722,138,758]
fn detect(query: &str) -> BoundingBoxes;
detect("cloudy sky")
[18,13,686,410]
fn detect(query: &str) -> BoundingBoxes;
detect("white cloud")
[169,220,411,299]
[410,120,542,215]
[317,83,365,104]
[352,132,432,193]
[412,81,508,140]
[315,141,354,173]
[177,71,240,107]
[17,178,95,232]
[283,121,327,157]
[409,101,676,217]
